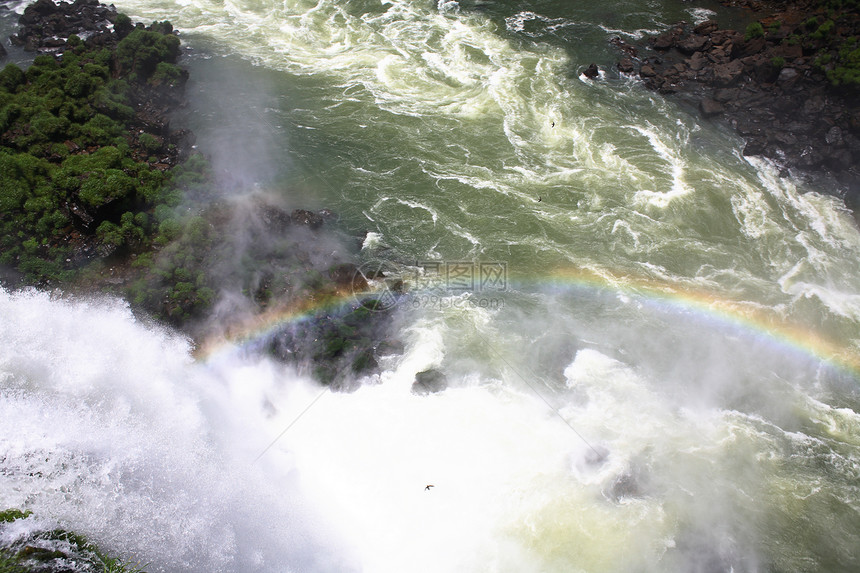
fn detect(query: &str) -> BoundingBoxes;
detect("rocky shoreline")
[612,0,860,210]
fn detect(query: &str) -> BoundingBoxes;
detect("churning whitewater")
[2,0,860,571]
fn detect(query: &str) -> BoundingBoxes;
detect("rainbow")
[196,265,860,380]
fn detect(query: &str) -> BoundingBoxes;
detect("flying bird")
[425,485,434,491]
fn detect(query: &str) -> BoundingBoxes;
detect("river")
[1,0,859,571]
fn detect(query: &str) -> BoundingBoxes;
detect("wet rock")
[617,57,634,74]
[825,126,843,146]
[651,26,683,50]
[610,36,637,58]
[291,209,324,229]
[639,64,656,78]
[258,204,292,233]
[412,369,448,395]
[713,60,744,86]
[777,67,798,83]
[700,98,724,117]
[328,262,368,291]
[583,63,599,79]
[678,34,708,55]
[693,20,718,36]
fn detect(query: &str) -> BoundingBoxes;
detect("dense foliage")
[0,15,221,323]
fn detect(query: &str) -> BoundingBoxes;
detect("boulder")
[713,60,744,86]
[678,34,708,54]
[700,98,725,117]
[583,63,599,79]
[291,209,324,229]
[694,20,718,35]
[412,369,448,395]
[639,64,656,78]
[617,58,634,74]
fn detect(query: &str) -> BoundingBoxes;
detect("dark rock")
[412,369,448,395]
[777,67,798,83]
[678,34,709,54]
[803,95,826,115]
[773,130,798,146]
[825,126,843,146]
[376,338,405,356]
[610,36,638,58]
[652,27,682,50]
[743,137,767,156]
[328,262,368,291]
[617,58,634,74]
[733,36,766,59]
[713,88,739,103]
[700,98,725,117]
[771,43,803,60]
[825,148,853,171]
[583,63,599,79]
[689,51,708,71]
[798,147,824,168]
[0,41,6,60]
[694,20,718,35]
[291,209,324,229]
[639,64,656,78]
[258,204,292,232]
[713,60,744,86]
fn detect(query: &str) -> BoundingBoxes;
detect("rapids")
[2,0,859,571]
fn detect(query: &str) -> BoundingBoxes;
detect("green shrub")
[30,111,70,141]
[811,20,835,40]
[745,22,765,40]
[115,27,181,80]
[138,132,161,153]
[0,64,25,92]
[149,62,183,88]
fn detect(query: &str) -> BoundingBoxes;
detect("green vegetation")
[0,509,147,573]
[0,14,224,323]
[745,22,765,40]
[771,56,786,69]
[810,19,835,40]
[827,36,860,86]
[0,19,183,284]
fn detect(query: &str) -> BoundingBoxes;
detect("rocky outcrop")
[615,1,860,208]
[412,369,448,395]
[267,298,401,391]
[11,0,118,52]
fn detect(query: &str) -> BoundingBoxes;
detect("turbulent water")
[2,0,860,571]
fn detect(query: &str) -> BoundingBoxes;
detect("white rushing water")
[2,0,860,570]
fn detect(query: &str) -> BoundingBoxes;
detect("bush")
[745,22,765,40]
[0,64,25,92]
[115,27,181,80]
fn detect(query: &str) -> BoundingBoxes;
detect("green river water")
[1,0,859,571]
